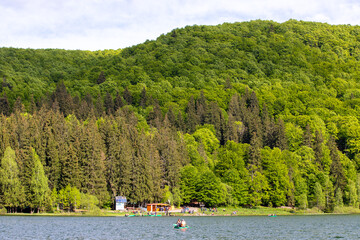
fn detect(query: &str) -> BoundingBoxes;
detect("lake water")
[0,215,359,239]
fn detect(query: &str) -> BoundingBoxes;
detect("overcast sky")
[1,0,360,51]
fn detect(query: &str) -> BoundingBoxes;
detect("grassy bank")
[2,206,360,217]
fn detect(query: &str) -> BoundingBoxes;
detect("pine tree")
[123,87,133,105]
[140,87,147,109]
[29,95,37,114]
[97,71,106,85]
[13,97,25,113]
[303,124,312,147]
[274,118,287,150]
[313,130,324,168]
[166,107,176,128]
[76,100,91,120]
[249,91,260,116]
[155,125,188,189]
[84,93,94,109]
[175,112,185,132]
[224,77,232,89]
[261,104,275,147]
[328,136,346,191]
[79,118,109,206]
[0,92,10,116]
[204,101,222,140]
[104,92,114,115]
[248,132,262,170]
[52,82,73,116]
[185,96,199,133]
[147,99,163,128]
[228,94,240,120]
[146,139,162,202]
[114,91,124,111]
[94,94,104,118]
[196,91,207,125]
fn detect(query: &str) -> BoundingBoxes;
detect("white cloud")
[1,0,360,50]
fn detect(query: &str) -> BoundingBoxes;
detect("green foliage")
[0,147,25,211]
[180,165,199,204]
[80,193,100,211]
[298,193,308,210]
[58,185,81,211]
[161,185,173,204]
[1,20,360,211]
[314,182,325,211]
[29,148,50,212]
[196,168,227,207]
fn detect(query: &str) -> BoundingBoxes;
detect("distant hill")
[1,20,360,212]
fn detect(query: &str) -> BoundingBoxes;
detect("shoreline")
[1,206,360,217]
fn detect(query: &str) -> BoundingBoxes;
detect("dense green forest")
[1,19,360,213]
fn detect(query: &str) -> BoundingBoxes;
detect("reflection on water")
[0,215,359,239]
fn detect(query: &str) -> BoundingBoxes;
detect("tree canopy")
[1,20,360,211]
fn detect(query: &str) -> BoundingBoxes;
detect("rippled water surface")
[0,215,359,239]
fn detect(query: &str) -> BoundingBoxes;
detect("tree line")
[1,20,360,212]
[0,82,359,212]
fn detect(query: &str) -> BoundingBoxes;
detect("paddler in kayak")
[181,219,186,227]
[176,219,181,227]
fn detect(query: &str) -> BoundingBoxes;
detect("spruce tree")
[94,94,104,118]
[52,82,73,116]
[328,136,346,191]
[123,87,133,105]
[79,118,108,206]
[97,71,106,85]
[228,94,240,120]
[140,87,147,109]
[104,92,114,115]
[196,91,207,125]
[303,124,312,147]
[13,97,25,113]
[147,99,163,128]
[114,91,124,111]
[313,130,324,168]
[261,104,275,147]
[166,107,176,127]
[274,118,287,150]
[185,96,199,133]
[0,93,10,116]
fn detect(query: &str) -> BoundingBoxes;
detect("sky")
[1,0,360,51]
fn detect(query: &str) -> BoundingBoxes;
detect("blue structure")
[115,196,127,210]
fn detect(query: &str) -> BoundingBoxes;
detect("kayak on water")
[173,224,189,229]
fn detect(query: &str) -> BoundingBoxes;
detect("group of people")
[176,219,186,227]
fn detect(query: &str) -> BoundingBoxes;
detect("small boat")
[268,214,277,217]
[173,224,189,229]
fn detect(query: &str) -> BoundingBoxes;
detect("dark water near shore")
[0,215,359,239]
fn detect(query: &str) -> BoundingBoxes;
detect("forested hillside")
[1,20,360,213]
